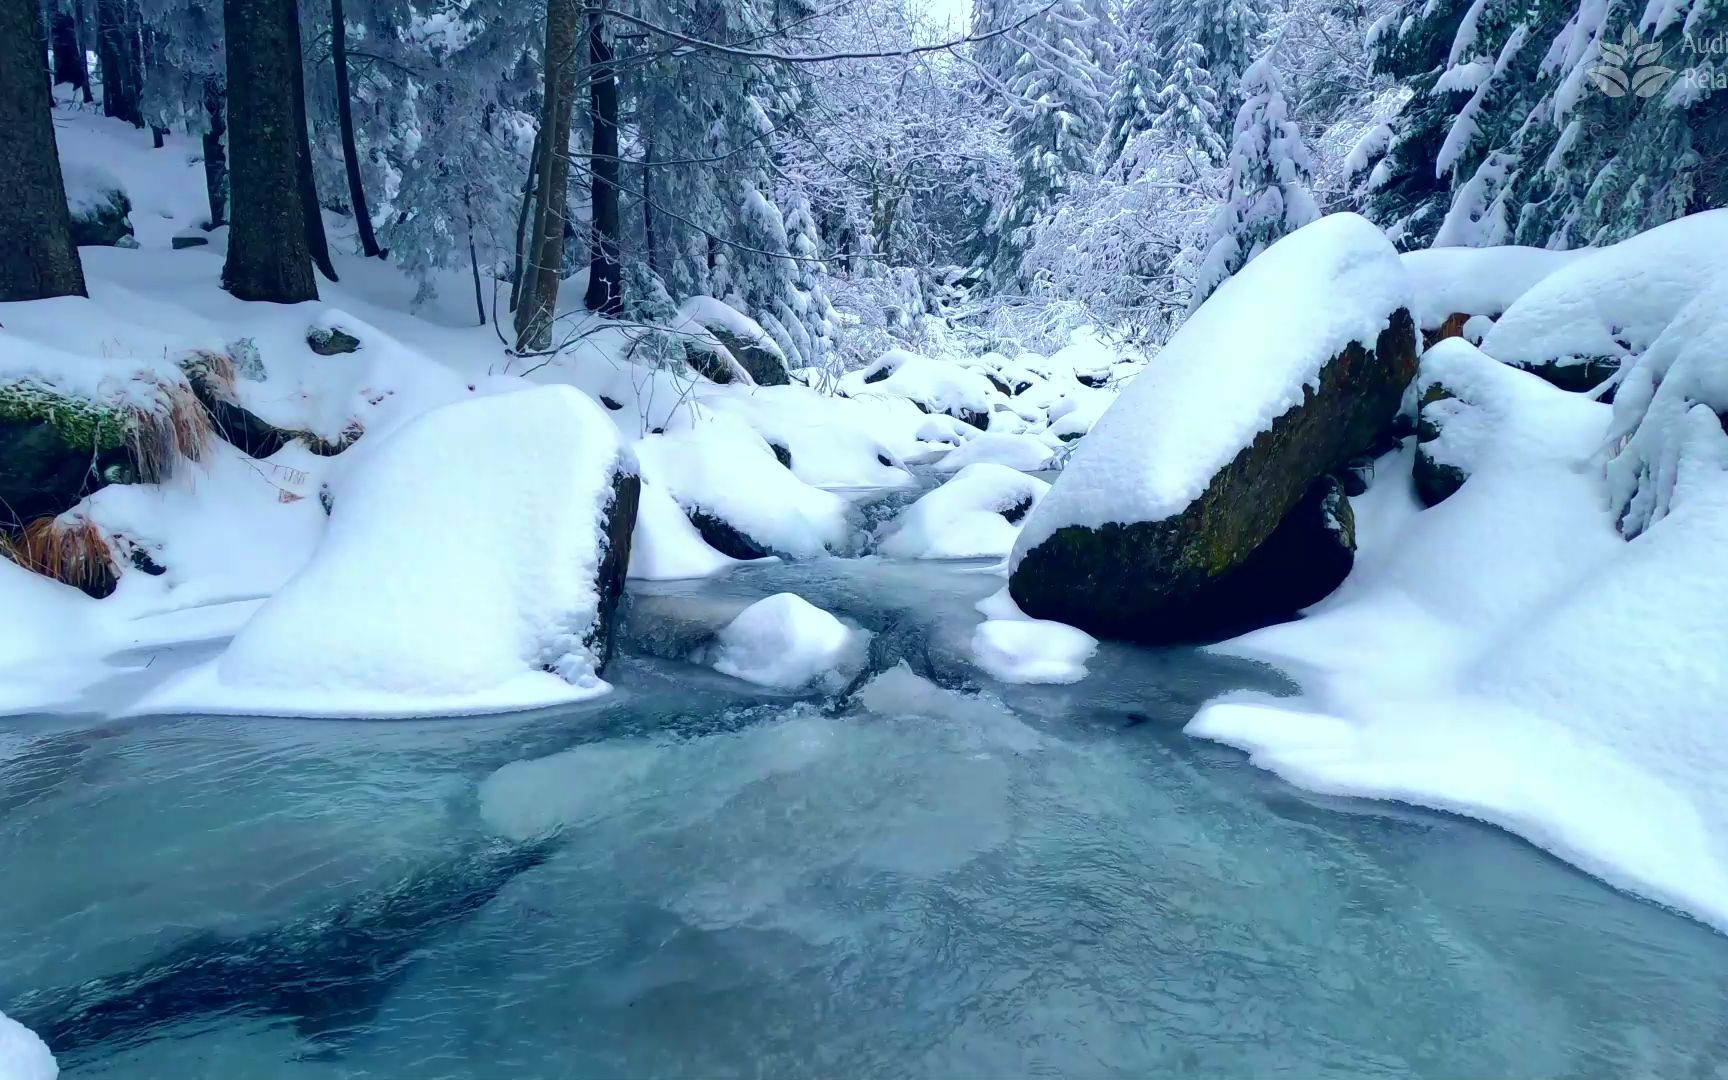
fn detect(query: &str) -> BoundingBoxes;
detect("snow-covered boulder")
[62,162,134,248]
[1008,213,1417,642]
[674,297,790,386]
[971,617,1098,684]
[1414,339,1609,509]
[0,1011,56,1080]
[699,592,865,690]
[196,386,640,716]
[875,463,1050,560]
[633,412,852,559]
[1399,246,1580,344]
[1480,211,1728,393]
[931,432,1056,474]
[841,349,996,430]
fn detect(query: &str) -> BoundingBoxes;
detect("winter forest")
[5,0,1728,1073]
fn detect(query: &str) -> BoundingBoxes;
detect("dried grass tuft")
[0,514,119,598]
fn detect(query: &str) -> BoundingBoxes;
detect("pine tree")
[972,0,1110,289]
[0,0,87,301]
[222,0,318,303]
[1149,41,1227,172]
[1190,57,1317,310]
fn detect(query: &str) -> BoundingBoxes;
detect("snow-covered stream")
[3,558,1728,1078]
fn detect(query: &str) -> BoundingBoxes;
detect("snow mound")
[1016,213,1413,557]
[932,432,1057,474]
[702,592,864,690]
[60,160,126,218]
[700,385,914,490]
[875,464,1050,560]
[1400,246,1581,330]
[1605,272,1728,538]
[154,386,633,717]
[633,412,852,558]
[971,618,1098,684]
[1481,211,1728,374]
[0,1012,56,1080]
[1418,339,1607,483]
[840,348,995,422]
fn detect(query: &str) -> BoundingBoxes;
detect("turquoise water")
[3,559,1727,1078]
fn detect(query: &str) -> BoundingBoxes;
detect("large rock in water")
[212,386,640,713]
[1008,213,1417,643]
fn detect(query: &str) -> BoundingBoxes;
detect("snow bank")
[0,1013,55,1080]
[875,464,1050,560]
[1399,246,1580,330]
[971,618,1098,684]
[701,593,864,690]
[700,385,915,490]
[628,478,738,581]
[1015,213,1414,559]
[145,386,633,717]
[1481,211,1728,373]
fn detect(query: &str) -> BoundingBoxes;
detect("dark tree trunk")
[201,78,227,228]
[50,13,91,99]
[330,0,381,258]
[513,0,580,353]
[287,2,337,281]
[642,136,659,279]
[95,0,141,126]
[582,7,622,317]
[508,123,544,313]
[0,0,87,300]
[221,0,317,303]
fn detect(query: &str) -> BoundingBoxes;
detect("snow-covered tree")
[1190,57,1319,310]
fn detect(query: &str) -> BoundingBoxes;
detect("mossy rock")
[1413,382,1470,508]
[0,383,136,529]
[685,327,789,386]
[1009,309,1415,643]
[307,326,362,356]
[69,188,134,248]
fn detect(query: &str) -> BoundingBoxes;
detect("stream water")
[3,556,1727,1078]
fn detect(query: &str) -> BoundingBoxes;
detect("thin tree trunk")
[50,13,91,99]
[201,78,226,227]
[513,0,580,353]
[465,192,486,326]
[95,0,142,126]
[330,0,381,258]
[642,135,658,279]
[0,0,87,300]
[221,0,317,303]
[582,5,622,317]
[287,1,337,282]
[508,123,543,312]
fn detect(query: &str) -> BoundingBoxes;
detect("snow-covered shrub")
[1605,273,1728,539]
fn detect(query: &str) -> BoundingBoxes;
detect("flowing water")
[3,557,1728,1079]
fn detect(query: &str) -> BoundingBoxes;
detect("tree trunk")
[95,0,141,126]
[642,136,659,279]
[50,12,91,99]
[582,6,622,317]
[0,0,87,301]
[513,0,580,353]
[287,1,337,281]
[508,123,544,313]
[221,0,317,303]
[201,79,227,228]
[330,0,381,258]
